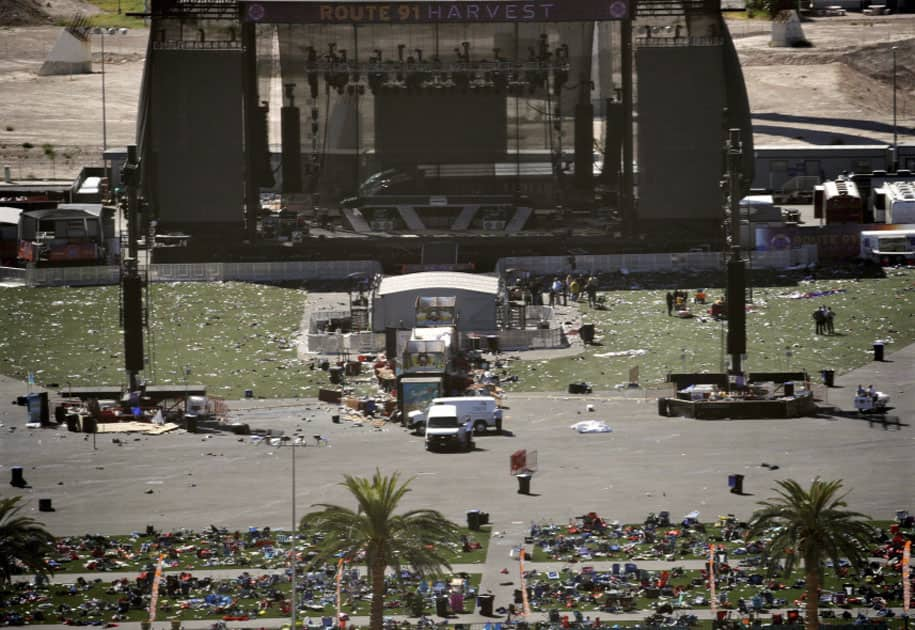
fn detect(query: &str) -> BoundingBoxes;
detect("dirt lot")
[0,12,914,180]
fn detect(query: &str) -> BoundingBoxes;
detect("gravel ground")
[1,15,914,180]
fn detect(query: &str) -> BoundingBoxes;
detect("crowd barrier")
[495,246,817,276]
[306,332,384,355]
[24,260,382,287]
[0,266,27,283]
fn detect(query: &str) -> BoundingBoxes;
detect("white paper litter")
[593,349,648,358]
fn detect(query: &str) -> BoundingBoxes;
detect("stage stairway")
[396,206,426,231]
[505,207,532,233]
[342,207,371,233]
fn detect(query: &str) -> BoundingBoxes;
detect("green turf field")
[0,271,912,399]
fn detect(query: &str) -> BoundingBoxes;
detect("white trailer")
[859,229,915,264]
[875,181,915,224]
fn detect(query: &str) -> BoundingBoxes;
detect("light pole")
[183,365,191,413]
[93,28,128,152]
[93,27,112,151]
[285,433,304,629]
[892,46,898,171]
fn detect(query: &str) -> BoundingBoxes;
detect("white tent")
[372,272,501,332]
[39,28,91,76]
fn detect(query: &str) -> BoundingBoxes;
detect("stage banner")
[708,544,717,613]
[336,558,344,617]
[242,0,631,23]
[904,540,911,613]
[148,554,164,622]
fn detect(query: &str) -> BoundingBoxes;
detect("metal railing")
[23,260,382,287]
[495,247,817,276]
[0,266,27,284]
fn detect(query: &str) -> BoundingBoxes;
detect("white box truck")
[424,404,475,452]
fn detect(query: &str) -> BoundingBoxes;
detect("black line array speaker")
[255,104,274,188]
[122,275,144,373]
[726,259,746,356]
[281,105,302,194]
[574,101,594,190]
[603,100,623,190]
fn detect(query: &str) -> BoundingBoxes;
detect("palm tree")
[0,496,56,585]
[746,478,875,630]
[299,470,462,630]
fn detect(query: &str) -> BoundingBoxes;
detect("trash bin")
[783,381,795,397]
[514,589,524,604]
[184,414,198,434]
[657,397,669,416]
[549,610,561,623]
[329,366,344,384]
[486,335,500,354]
[82,416,97,434]
[873,341,885,362]
[480,511,490,525]
[568,382,592,394]
[38,498,53,512]
[244,389,254,398]
[478,594,495,616]
[821,369,835,387]
[10,466,26,488]
[66,413,81,432]
[435,596,449,617]
[517,473,532,495]
[728,474,744,494]
[579,323,595,344]
[467,509,481,531]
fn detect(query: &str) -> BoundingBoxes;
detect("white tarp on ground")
[570,420,613,433]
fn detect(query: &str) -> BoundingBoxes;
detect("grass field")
[499,270,915,393]
[0,282,311,399]
[0,270,912,399]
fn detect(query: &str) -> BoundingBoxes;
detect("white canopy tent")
[372,272,501,332]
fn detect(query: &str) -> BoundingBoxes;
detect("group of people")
[812,305,836,334]
[545,274,599,308]
[665,289,705,316]
[510,273,599,308]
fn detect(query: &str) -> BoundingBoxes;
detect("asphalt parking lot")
[2,342,912,540]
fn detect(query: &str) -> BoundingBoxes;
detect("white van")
[424,404,474,452]
[409,396,503,435]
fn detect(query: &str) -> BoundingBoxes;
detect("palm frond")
[0,497,56,585]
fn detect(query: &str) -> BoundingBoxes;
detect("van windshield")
[428,417,459,429]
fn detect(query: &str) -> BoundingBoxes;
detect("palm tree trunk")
[370,557,385,630]
[805,568,819,630]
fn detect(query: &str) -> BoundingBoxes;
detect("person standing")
[550,277,562,306]
[586,276,598,308]
[826,307,835,334]
[666,291,674,316]
[569,276,581,302]
[813,306,824,334]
